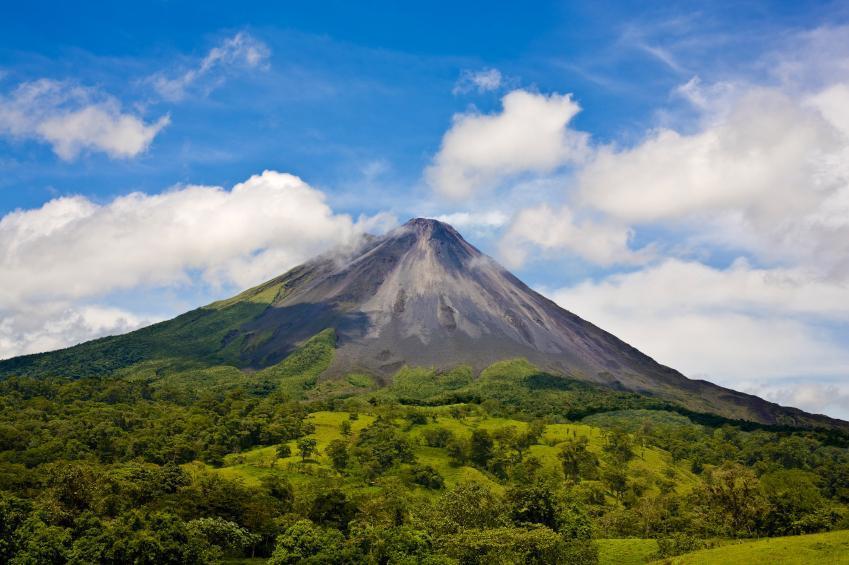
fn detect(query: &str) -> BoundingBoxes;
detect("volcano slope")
[0,218,844,430]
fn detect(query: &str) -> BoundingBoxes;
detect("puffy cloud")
[0,79,168,160]
[0,303,154,359]
[574,79,849,277]
[150,32,271,101]
[499,204,651,268]
[549,259,849,383]
[580,87,842,223]
[426,90,589,198]
[0,170,368,309]
[425,29,849,419]
[0,170,381,358]
[452,68,503,94]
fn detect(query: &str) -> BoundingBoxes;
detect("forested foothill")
[1,348,848,564]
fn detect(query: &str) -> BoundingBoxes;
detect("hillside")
[654,530,849,564]
[1,218,845,432]
[1,346,848,563]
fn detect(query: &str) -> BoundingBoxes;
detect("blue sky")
[3,1,849,418]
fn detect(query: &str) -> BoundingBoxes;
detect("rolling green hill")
[1,338,848,563]
[654,530,849,564]
[1,219,848,562]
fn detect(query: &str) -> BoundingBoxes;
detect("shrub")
[409,464,445,490]
[654,533,705,559]
[423,427,454,448]
[269,520,346,564]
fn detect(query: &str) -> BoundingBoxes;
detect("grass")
[207,408,699,500]
[597,538,659,565]
[654,530,849,564]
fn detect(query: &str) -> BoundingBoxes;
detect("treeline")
[1,367,849,563]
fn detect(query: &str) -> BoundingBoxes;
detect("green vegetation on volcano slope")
[0,274,300,381]
[1,339,849,563]
[0,301,271,379]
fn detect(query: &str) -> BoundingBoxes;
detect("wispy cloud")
[0,79,168,160]
[452,68,503,95]
[149,32,271,101]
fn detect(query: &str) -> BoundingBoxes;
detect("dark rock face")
[230,218,841,427]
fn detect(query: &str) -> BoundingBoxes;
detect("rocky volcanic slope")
[0,218,844,429]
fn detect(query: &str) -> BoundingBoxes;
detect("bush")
[269,520,346,564]
[654,533,705,559]
[308,489,358,533]
[423,427,454,448]
[409,464,445,490]
[433,482,507,533]
[354,420,415,477]
[439,526,582,565]
[326,439,349,472]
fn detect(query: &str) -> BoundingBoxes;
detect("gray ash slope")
[1,217,843,429]
[235,218,839,428]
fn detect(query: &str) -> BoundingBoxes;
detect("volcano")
[1,218,844,429]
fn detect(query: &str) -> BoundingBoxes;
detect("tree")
[760,470,831,535]
[440,526,583,565]
[269,520,346,564]
[693,462,769,537]
[526,420,546,444]
[602,429,634,465]
[297,437,317,462]
[446,437,468,466]
[601,466,629,501]
[276,443,292,459]
[558,437,599,482]
[506,479,562,530]
[309,489,358,533]
[422,427,453,448]
[326,439,349,472]
[434,482,507,533]
[11,518,72,565]
[353,420,414,477]
[261,475,294,512]
[186,517,258,557]
[408,464,444,489]
[470,429,494,468]
[0,492,31,562]
[340,420,352,436]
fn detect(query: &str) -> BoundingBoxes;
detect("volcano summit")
[0,218,844,429]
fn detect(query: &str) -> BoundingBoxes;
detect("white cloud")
[0,170,369,309]
[426,89,589,199]
[0,304,154,359]
[472,30,849,277]
[548,259,849,407]
[0,79,168,160]
[422,27,849,419]
[452,68,503,94]
[150,32,270,101]
[574,79,849,278]
[747,380,849,420]
[0,170,381,359]
[499,204,651,268]
[434,211,508,229]
[579,87,842,223]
